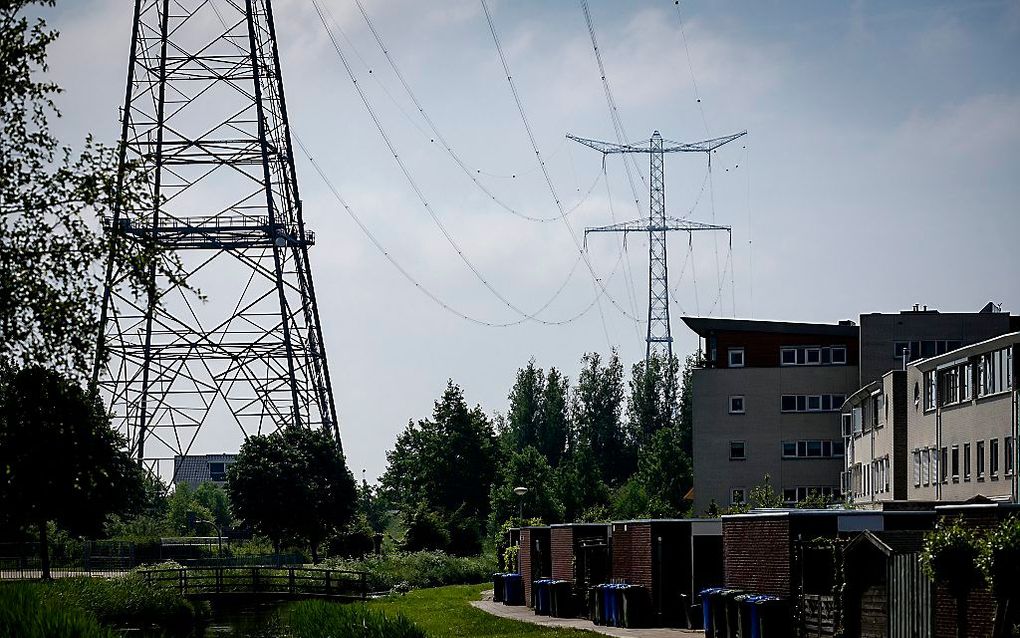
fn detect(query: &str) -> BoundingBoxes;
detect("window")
[831,347,847,364]
[1006,437,1015,477]
[781,348,797,365]
[730,441,746,460]
[991,438,999,478]
[209,462,226,482]
[781,395,845,413]
[924,371,937,411]
[941,447,948,483]
[913,450,921,487]
[978,440,986,479]
[783,488,797,504]
[779,346,848,366]
[806,348,821,364]
[964,443,971,481]
[951,446,960,482]
[922,448,930,486]
[729,396,745,414]
[731,488,746,505]
[728,348,745,367]
[979,348,1013,397]
[962,364,973,401]
[782,439,842,459]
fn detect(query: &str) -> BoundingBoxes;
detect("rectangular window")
[964,443,971,481]
[822,440,832,457]
[922,448,930,486]
[941,447,948,483]
[913,450,921,487]
[730,441,746,460]
[729,396,745,414]
[1006,437,1015,477]
[925,371,937,411]
[822,395,833,411]
[832,440,845,457]
[806,348,821,364]
[728,348,745,367]
[782,395,797,412]
[808,395,822,411]
[894,342,909,359]
[781,348,797,365]
[798,441,807,457]
[797,395,807,412]
[951,446,960,482]
[807,441,823,457]
[831,347,847,364]
[783,488,797,504]
[922,340,937,358]
[962,364,973,401]
[991,438,999,478]
[978,440,986,479]
[209,462,226,482]
[782,442,797,458]
[731,488,745,505]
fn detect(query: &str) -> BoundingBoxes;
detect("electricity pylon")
[93,0,340,476]
[569,130,746,361]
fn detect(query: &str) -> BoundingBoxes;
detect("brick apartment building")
[683,317,860,512]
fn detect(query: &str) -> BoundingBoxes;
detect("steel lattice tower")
[93,0,340,475]
[570,130,746,361]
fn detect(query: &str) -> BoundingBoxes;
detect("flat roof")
[681,316,858,338]
[610,518,721,525]
[912,331,1020,372]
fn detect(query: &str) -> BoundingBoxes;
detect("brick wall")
[611,522,653,589]
[723,517,792,596]
[551,527,574,581]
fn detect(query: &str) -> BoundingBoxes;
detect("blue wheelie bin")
[700,587,723,637]
[503,573,524,606]
[751,595,789,638]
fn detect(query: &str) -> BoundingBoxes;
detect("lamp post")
[513,486,528,525]
[189,512,223,558]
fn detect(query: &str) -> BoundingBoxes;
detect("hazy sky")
[38,0,1020,480]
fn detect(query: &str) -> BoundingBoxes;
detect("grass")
[0,583,118,638]
[288,600,428,638]
[364,584,597,637]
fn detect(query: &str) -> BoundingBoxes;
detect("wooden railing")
[137,566,369,600]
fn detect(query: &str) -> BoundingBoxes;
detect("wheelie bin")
[700,588,723,637]
[492,573,506,603]
[503,573,524,606]
[533,579,552,615]
[620,585,651,628]
[752,595,790,638]
[734,594,760,638]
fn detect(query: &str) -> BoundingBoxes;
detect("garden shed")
[842,530,932,638]
[549,523,610,617]
[519,526,551,609]
[609,518,723,627]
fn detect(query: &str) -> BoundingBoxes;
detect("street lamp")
[188,512,223,558]
[513,486,528,524]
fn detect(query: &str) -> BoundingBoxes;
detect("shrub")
[402,508,449,553]
[921,517,984,597]
[287,601,430,638]
[979,515,1020,600]
[322,551,495,591]
[0,583,117,638]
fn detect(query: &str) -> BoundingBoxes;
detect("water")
[120,600,289,638]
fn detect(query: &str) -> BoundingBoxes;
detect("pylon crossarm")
[584,218,730,236]
[565,134,650,154]
[659,130,747,153]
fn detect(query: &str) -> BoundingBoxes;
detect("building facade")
[907,332,1018,503]
[172,453,237,490]
[683,318,860,512]
[842,370,908,504]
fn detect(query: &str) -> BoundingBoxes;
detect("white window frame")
[728,348,745,368]
[729,440,746,460]
[830,346,847,365]
[728,395,746,414]
[805,347,822,365]
[781,348,797,366]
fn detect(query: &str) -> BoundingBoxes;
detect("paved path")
[471,591,703,637]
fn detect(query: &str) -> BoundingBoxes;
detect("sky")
[37,0,1020,481]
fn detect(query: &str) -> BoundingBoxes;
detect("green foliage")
[635,423,692,517]
[627,354,680,449]
[488,446,564,534]
[0,0,185,376]
[323,551,495,591]
[978,515,1020,600]
[610,477,651,520]
[796,491,834,509]
[228,425,357,560]
[921,517,984,597]
[0,583,118,638]
[502,361,571,468]
[288,601,430,638]
[748,474,784,509]
[572,351,633,486]
[402,505,450,553]
[554,446,610,522]
[380,381,497,522]
[0,366,145,576]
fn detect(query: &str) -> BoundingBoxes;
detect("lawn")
[365,584,598,638]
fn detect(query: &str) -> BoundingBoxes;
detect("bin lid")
[752,595,784,604]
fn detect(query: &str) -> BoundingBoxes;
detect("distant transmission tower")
[93,0,340,475]
[570,130,745,361]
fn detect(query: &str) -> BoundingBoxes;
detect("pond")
[120,600,290,638]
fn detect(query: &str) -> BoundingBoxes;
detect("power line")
[672,0,711,137]
[341,0,596,224]
[479,0,643,325]
[312,0,583,324]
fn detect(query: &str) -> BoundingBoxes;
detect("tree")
[627,354,680,449]
[505,359,545,452]
[635,423,693,517]
[555,446,610,521]
[0,366,144,578]
[228,426,356,561]
[538,368,570,467]
[488,446,564,533]
[0,0,182,378]
[166,481,233,534]
[380,381,498,520]
[571,351,633,486]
